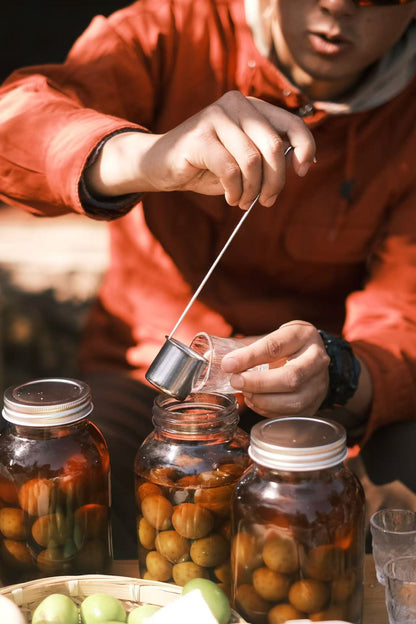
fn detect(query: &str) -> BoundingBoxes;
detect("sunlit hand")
[222,321,330,418]
[86,91,316,210]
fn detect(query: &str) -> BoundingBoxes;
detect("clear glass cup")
[189,333,268,394]
[370,509,416,585]
[384,556,416,624]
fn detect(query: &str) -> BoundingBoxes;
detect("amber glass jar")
[0,378,111,585]
[134,392,250,593]
[231,417,365,624]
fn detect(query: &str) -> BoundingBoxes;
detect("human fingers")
[243,367,325,419]
[214,92,289,208]
[232,340,328,418]
[248,97,316,178]
[222,321,324,373]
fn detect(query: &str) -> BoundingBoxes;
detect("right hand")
[86,90,316,210]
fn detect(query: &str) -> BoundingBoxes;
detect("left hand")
[222,321,330,418]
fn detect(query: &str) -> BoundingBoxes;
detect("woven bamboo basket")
[0,574,247,623]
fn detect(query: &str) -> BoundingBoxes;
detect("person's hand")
[222,321,330,418]
[86,91,316,210]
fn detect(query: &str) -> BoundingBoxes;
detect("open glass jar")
[0,378,111,585]
[134,392,251,593]
[231,416,365,624]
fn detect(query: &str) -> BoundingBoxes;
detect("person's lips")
[308,31,353,55]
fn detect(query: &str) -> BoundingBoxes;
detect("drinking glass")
[370,508,416,585]
[189,332,268,394]
[384,556,416,624]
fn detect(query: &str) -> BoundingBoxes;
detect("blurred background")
[0,1,129,395]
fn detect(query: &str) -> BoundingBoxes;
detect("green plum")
[182,579,231,624]
[127,605,161,623]
[32,593,78,624]
[80,593,127,624]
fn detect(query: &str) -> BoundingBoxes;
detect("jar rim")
[2,378,93,426]
[249,416,347,471]
[153,392,239,434]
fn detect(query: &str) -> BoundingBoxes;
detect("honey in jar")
[0,378,111,584]
[134,392,251,594]
[231,416,365,624]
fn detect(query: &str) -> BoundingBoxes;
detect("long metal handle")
[168,193,259,339]
[168,146,292,339]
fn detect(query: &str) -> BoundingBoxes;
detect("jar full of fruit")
[231,416,365,624]
[134,392,250,595]
[0,378,111,584]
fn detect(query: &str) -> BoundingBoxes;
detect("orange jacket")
[0,0,415,443]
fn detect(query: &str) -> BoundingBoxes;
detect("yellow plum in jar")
[190,533,229,568]
[234,584,270,624]
[288,578,330,614]
[268,603,304,624]
[303,543,346,581]
[146,550,172,582]
[137,517,156,550]
[172,503,214,539]
[172,560,209,586]
[1,538,33,569]
[74,503,108,539]
[32,512,71,548]
[135,482,162,504]
[262,534,299,575]
[0,507,28,540]
[252,566,290,602]
[141,495,172,531]
[155,530,190,563]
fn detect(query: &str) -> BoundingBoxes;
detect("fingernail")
[230,374,244,390]
[264,195,277,207]
[222,356,237,373]
[313,156,317,164]
[297,163,311,177]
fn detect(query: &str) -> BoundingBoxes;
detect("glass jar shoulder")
[233,463,364,523]
[135,426,249,483]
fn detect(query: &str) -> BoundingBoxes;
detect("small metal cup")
[145,337,208,400]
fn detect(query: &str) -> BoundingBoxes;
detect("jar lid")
[249,416,348,471]
[2,378,93,426]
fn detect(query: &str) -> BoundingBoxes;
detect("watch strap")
[318,330,361,409]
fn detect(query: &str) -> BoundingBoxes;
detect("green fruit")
[127,606,161,624]
[182,579,231,624]
[32,593,78,624]
[81,593,127,624]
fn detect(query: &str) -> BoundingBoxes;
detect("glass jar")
[231,417,365,624]
[0,378,111,585]
[134,392,250,593]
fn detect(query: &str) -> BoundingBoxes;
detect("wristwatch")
[318,330,361,409]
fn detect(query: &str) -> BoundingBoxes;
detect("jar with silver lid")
[231,416,365,624]
[0,378,111,584]
[134,392,251,592]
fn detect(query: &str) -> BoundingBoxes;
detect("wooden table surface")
[109,554,388,624]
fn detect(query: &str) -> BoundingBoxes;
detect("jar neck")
[254,461,344,482]
[7,418,87,440]
[152,392,239,442]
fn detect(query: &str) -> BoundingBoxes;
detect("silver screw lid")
[2,378,93,426]
[249,416,348,471]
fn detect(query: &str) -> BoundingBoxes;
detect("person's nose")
[318,0,358,16]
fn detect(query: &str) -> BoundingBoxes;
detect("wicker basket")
[0,574,247,623]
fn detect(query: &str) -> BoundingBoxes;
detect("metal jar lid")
[249,416,348,471]
[2,378,93,426]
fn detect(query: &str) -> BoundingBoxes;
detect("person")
[0,0,415,558]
